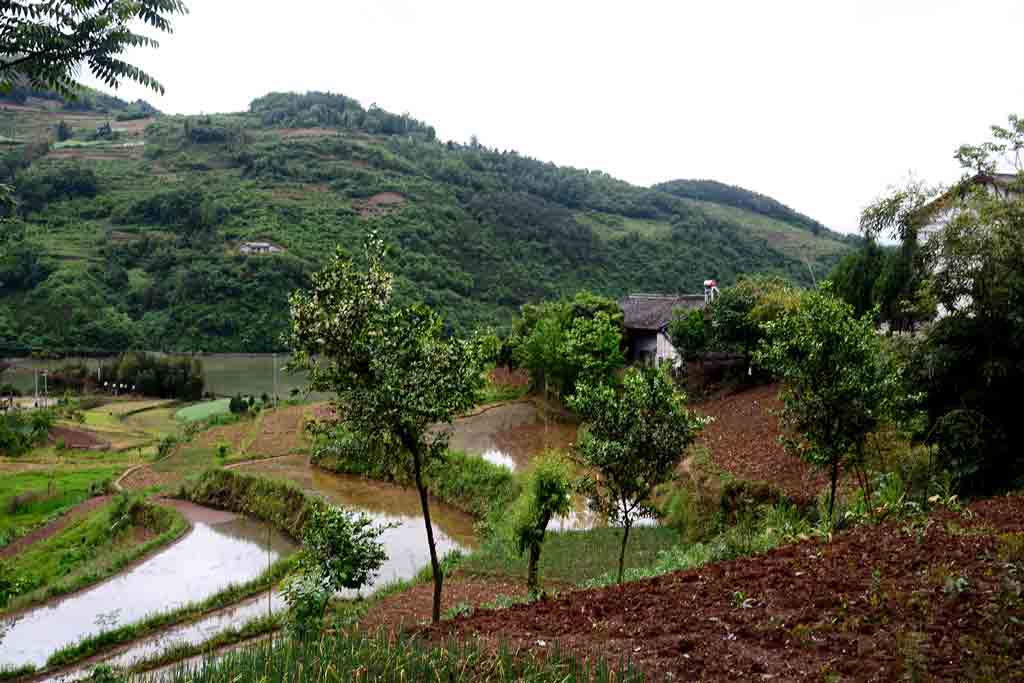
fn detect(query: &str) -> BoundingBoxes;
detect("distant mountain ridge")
[654,179,832,236]
[0,90,855,353]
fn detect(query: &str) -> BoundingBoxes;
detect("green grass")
[461,525,681,586]
[2,498,188,613]
[0,467,120,546]
[176,399,232,423]
[153,629,646,683]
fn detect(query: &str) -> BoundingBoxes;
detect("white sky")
[85,0,1024,234]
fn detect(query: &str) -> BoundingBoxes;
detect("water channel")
[0,505,296,670]
[1,460,477,677]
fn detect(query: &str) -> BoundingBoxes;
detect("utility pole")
[272,353,278,409]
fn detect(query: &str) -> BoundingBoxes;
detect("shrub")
[507,452,573,594]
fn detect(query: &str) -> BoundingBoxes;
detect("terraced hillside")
[0,91,857,352]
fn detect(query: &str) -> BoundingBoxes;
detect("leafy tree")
[569,365,704,583]
[561,312,625,390]
[667,308,708,362]
[282,503,388,637]
[511,293,624,398]
[755,285,902,524]
[286,234,492,623]
[707,275,799,357]
[0,0,188,97]
[508,452,573,595]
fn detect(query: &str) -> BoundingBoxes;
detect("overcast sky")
[85,0,1024,234]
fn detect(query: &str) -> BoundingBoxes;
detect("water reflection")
[236,456,477,591]
[0,516,295,670]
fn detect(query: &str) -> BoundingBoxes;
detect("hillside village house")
[239,241,284,255]
[918,172,1021,317]
[620,281,718,366]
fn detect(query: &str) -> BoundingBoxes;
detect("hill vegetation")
[0,90,854,353]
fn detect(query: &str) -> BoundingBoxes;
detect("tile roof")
[619,293,706,331]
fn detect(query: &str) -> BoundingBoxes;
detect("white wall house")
[619,288,715,367]
[239,241,284,255]
[918,173,1021,318]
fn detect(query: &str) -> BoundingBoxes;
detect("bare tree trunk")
[828,457,840,527]
[527,511,552,595]
[617,519,632,584]
[409,437,443,623]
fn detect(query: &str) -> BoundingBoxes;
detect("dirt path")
[0,495,110,559]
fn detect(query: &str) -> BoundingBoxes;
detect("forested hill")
[0,90,856,353]
[654,179,831,236]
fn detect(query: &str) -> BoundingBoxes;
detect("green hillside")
[0,91,856,353]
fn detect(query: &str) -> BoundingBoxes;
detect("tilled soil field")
[432,495,1024,681]
[695,384,829,504]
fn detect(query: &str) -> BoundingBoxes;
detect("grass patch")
[461,525,681,585]
[2,497,188,613]
[314,440,520,520]
[153,629,646,683]
[0,467,120,546]
[176,399,232,423]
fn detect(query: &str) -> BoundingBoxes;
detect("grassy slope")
[0,467,120,541]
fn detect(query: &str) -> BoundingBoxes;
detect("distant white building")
[918,172,1021,317]
[239,241,284,255]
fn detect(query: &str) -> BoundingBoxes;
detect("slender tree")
[509,452,573,595]
[569,365,704,583]
[755,285,902,524]
[286,234,492,623]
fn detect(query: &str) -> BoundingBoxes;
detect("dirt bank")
[432,494,1024,680]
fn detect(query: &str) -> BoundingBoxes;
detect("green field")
[0,467,121,543]
[175,399,231,423]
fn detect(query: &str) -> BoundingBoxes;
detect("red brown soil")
[48,425,110,451]
[196,404,309,458]
[0,495,110,559]
[489,366,529,387]
[694,383,828,504]
[355,192,406,218]
[432,495,1024,681]
[360,577,529,633]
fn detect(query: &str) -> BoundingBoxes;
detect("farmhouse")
[239,240,284,255]
[620,282,718,366]
[918,172,1021,317]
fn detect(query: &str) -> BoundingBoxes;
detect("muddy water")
[237,456,477,590]
[446,401,577,472]
[0,510,295,670]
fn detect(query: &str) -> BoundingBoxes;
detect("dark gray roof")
[619,293,706,332]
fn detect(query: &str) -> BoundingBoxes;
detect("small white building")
[239,241,284,255]
[918,172,1021,318]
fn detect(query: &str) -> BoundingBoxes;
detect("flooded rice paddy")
[236,455,477,590]
[0,505,295,670]
[446,401,577,472]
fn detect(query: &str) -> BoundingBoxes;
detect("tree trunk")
[527,543,541,594]
[409,437,443,623]
[617,519,632,584]
[828,456,840,527]
[526,511,552,595]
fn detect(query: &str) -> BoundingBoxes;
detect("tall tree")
[0,1,188,96]
[286,234,492,623]
[756,285,902,523]
[569,365,704,583]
